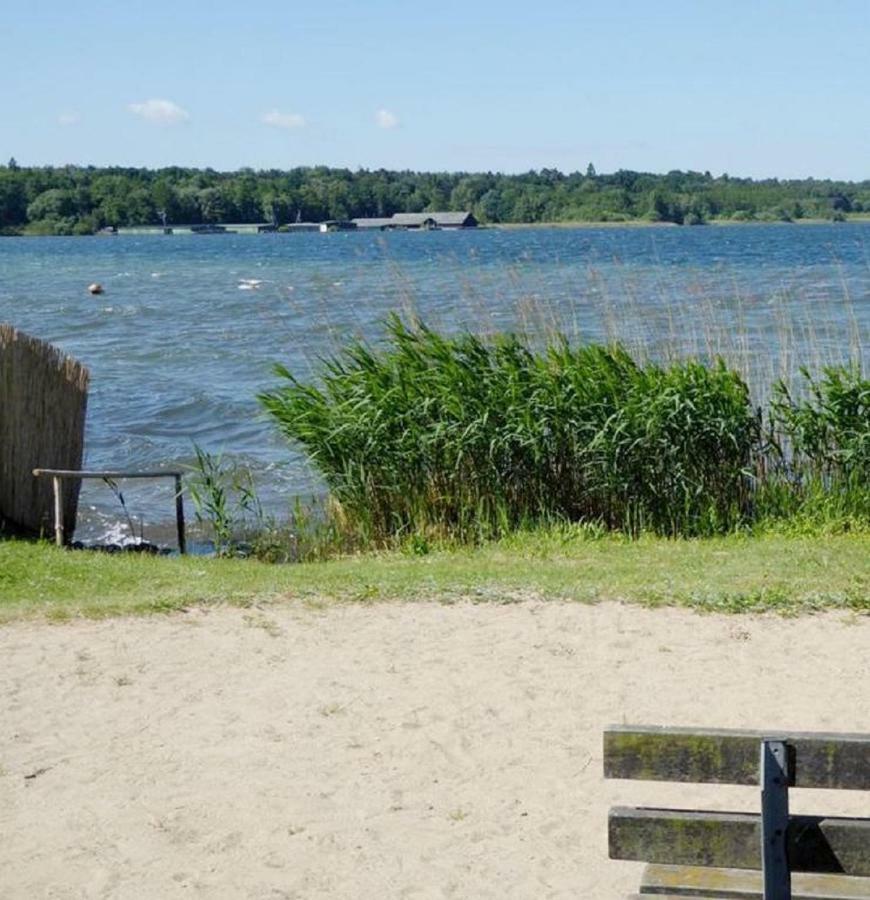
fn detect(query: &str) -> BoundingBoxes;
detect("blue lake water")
[1,224,868,540]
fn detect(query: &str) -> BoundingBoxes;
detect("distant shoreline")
[495,215,870,229]
[5,215,870,237]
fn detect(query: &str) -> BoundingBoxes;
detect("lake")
[1,224,868,541]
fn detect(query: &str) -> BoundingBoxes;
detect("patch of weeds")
[637,589,670,609]
[45,606,73,623]
[680,586,846,616]
[301,596,329,612]
[243,612,283,637]
[448,807,469,822]
[146,597,191,615]
[186,444,264,556]
[401,533,432,557]
[350,584,381,603]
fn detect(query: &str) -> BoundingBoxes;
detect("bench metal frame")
[761,739,791,899]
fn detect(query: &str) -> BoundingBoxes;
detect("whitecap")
[96,521,138,545]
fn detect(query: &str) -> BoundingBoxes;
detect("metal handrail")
[32,468,186,553]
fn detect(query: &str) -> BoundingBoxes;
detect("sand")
[1,600,868,899]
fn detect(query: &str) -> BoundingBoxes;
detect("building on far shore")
[319,220,358,232]
[352,211,478,230]
[351,217,397,230]
[116,222,276,235]
[393,211,478,229]
[117,212,478,236]
[284,222,321,233]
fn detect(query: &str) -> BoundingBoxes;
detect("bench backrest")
[604,725,870,881]
[605,725,870,790]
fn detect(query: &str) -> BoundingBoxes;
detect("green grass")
[1,528,868,623]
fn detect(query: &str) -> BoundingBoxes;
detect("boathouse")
[319,220,358,233]
[389,211,478,229]
[353,212,477,231]
[352,211,478,230]
[284,222,321,233]
[351,217,399,230]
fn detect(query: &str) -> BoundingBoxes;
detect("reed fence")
[0,325,89,540]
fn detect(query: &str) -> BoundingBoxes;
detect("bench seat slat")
[604,726,870,790]
[640,864,870,898]
[609,808,870,876]
[629,895,708,899]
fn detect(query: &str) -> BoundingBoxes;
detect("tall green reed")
[186,444,263,555]
[760,365,870,525]
[260,316,762,540]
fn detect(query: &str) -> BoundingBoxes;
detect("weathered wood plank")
[609,808,870,876]
[604,726,870,790]
[630,895,708,899]
[640,864,870,898]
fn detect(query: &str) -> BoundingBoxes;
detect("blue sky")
[3,0,868,179]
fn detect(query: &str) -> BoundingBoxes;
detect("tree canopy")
[1,162,868,234]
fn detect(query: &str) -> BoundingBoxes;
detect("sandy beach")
[2,600,868,899]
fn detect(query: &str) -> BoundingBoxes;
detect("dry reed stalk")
[0,325,89,539]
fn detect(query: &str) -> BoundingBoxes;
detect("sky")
[2,0,869,180]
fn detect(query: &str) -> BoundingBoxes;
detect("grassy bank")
[495,214,870,228]
[1,529,868,624]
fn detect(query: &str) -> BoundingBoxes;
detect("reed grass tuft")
[760,365,870,525]
[260,316,785,541]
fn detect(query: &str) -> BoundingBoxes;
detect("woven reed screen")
[0,325,89,539]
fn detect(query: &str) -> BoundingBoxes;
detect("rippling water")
[2,224,868,539]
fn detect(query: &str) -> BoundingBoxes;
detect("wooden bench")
[603,725,870,900]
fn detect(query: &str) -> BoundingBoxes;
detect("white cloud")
[58,111,81,126]
[261,109,306,129]
[375,108,399,130]
[128,99,190,125]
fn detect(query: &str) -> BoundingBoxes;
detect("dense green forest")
[1,158,868,234]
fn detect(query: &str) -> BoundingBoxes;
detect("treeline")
[1,158,868,235]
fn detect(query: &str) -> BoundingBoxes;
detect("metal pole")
[52,476,64,547]
[760,739,791,900]
[174,474,186,555]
